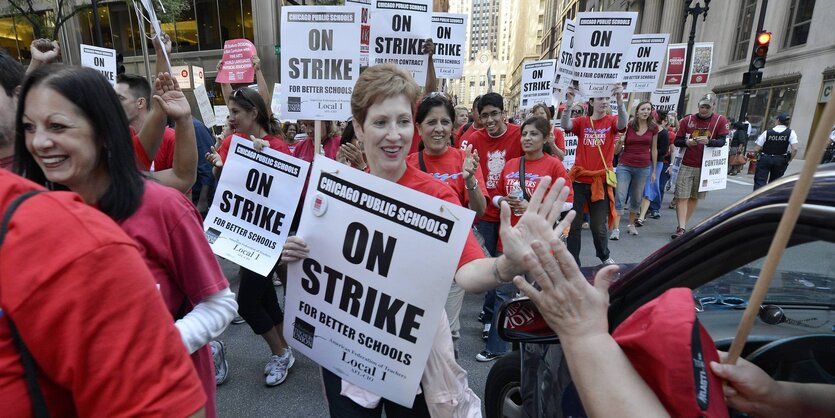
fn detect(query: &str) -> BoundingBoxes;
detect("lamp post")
[676,0,711,117]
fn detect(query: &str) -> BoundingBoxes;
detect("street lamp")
[676,0,711,117]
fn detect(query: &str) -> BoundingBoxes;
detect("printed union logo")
[293,318,315,349]
[311,192,328,216]
[206,227,221,244]
[288,97,301,112]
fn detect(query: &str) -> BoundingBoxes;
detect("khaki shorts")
[675,165,707,199]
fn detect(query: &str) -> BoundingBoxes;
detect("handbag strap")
[590,117,611,171]
[418,150,427,173]
[518,158,529,201]
[1,190,50,418]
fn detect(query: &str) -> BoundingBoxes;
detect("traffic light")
[750,31,772,70]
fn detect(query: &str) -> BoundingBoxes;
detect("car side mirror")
[496,296,559,344]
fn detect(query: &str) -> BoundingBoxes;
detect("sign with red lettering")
[216,39,257,84]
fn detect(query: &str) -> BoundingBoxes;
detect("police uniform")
[754,124,797,190]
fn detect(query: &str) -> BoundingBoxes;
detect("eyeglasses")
[480,110,502,120]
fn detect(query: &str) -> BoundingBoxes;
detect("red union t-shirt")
[405,147,489,208]
[553,127,566,152]
[456,124,483,150]
[569,115,620,184]
[396,165,486,269]
[151,127,178,171]
[467,123,523,222]
[218,133,292,162]
[130,126,152,171]
[619,125,659,168]
[0,171,205,417]
[677,113,730,168]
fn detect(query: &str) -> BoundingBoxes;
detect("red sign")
[664,43,687,87]
[216,39,257,84]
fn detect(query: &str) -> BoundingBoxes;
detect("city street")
[214,162,798,417]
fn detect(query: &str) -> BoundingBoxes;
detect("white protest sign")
[281,6,360,121]
[552,19,576,104]
[520,59,557,110]
[271,83,282,120]
[205,136,310,276]
[689,42,714,87]
[667,147,684,193]
[193,65,205,87]
[572,12,637,95]
[285,157,474,408]
[621,33,669,92]
[699,144,729,192]
[172,65,192,90]
[80,44,117,86]
[193,84,215,128]
[214,105,229,127]
[563,131,577,171]
[431,13,467,79]
[370,0,433,85]
[651,87,681,113]
[346,0,372,68]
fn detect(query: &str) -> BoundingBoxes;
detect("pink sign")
[216,39,257,84]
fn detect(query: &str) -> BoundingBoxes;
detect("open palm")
[153,72,191,120]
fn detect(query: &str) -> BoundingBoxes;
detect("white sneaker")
[627,224,639,236]
[609,229,620,240]
[265,348,295,387]
[603,258,616,265]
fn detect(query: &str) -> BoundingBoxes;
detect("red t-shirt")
[409,124,422,154]
[569,115,620,184]
[130,126,152,171]
[677,113,730,167]
[553,127,566,152]
[0,171,205,417]
[396,165,486,269]
[468,123,523,222]
[405,147,489,208]
[497,154,573,231]
[151,127,177,171]
[218,133,292,162]
[119,181,229,418]
[619,125,659,168]
[292,135,341,163]
[456,125,483,150]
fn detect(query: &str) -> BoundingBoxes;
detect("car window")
[694,240,835,307]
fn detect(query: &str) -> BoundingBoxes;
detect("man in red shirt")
[0,170,206,417]
[561,84,627,266]
[671,94,729,239]
[455,95,484,149]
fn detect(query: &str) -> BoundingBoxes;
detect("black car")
[485,164,835,418]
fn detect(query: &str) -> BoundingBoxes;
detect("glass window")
[196,0,221,50]
[0,17,20,59]
[169,1,199,52]
[242,0,253,41]
[764,85,798,125]
[12,15,35,61]
[78,5,114,49]
[108,2,138,56]
[218,0,244,41]
[731,0,756,62]
[746,88,771,137]
[784,0,815,47]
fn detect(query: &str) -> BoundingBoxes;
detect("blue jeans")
[485,282,515,355]
[650,162,671,212]
[476,221,500,323]
[615,165,650,214]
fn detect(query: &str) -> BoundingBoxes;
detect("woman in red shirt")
[613,101,658,236]
[531,103,566,160]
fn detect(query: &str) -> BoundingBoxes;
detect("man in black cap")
[753,112,797,190]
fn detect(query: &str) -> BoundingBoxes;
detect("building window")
[731,0,756,62]
[784,0,814,48]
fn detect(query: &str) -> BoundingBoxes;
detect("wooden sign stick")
[314,120,322,157]
[725,97,835,365]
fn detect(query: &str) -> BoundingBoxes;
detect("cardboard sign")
[651,87,681,113]
[214,105,229,127]
[193,65,205,87]
[667,147,684,193]
[689,42,713,87]
[369,0,433,85]
[571,12,637,93]
[285,157,474,408]
[193,84,215,128]
[216,39,257,84]
[563,131,577,171]
[281,6,360,121]
[431,13,467,79]
[346,0,372,68]
[205,136,310,276]
[520,59,557,110]
[621,34,669,93]
[80,44,117,86]
[699,144,728,192]
[664,43,687,86]
[271,83,282,120]
[172,65,192,90]
[552,19,576,104]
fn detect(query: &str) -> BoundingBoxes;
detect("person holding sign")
[613,101,658,236]
[561,84,628,266]
[205,87,298,388]
[281,63,575,416]
[531,103,567,160]
[671,94,728,239]
[218,55,273,118]
[14,65,236,418]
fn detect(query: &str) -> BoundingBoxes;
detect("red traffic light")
[751,31,772,69]
[757,32,772,46]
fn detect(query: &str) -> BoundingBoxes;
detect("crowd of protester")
[1,35,833,418]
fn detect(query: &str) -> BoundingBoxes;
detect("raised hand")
[153,72,191,121]
[252,55,261,71]
[251,135,269,153]
[30,39,60,64]
[206,146,223,168]
[462,144,478,180]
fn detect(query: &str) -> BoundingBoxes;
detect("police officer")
[753,112,797,190]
